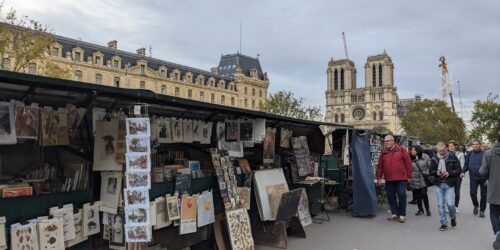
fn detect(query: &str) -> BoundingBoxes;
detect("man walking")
[429,142,462,231]
[464,139,487,217]
[376,135,412,223]
[480,134,500,249]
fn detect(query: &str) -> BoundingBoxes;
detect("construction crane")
[438,56,455,112]
[342,32,349,60]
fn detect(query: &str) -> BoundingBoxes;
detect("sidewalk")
[257,176,494,250]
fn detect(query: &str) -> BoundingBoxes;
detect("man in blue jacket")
[464,139,487,217]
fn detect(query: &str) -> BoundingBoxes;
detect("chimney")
[107,40,117,49]
[137,48,146,56]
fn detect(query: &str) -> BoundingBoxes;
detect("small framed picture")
[126,118,151,137]
[125,171,151,189]
[126,136,151,154]
[126,153,151,172]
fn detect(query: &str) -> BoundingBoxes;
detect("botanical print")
[10,219,39,250]
[100,171,123,214]
[49,204,76,241]
[226,208,254,250]
[292,136,312,177]
[93,119,122,171]
[180,194,198,234]
[124,189,149,206]
[280,128,293,148]
[166,194,180,221]
[263,128,276,164]
[266,183,289,220]
[225,120,239,142]
[0,216,6,249]
[65,209,88,248]
[38,217,65,250]
[41,107,69,146]
[126,153,151,172]
[126,136,151,153]
[200,122,212,144]
[154,197,171,229]
[126,171,151,189]
[83,202,101,237]
[237,187,251,210]
[239,120,254,142]
[109,213,126,249]
[0,101,17,145]
[125,225,151,242]
[298,188,312,227]
[15,104,39,140]
[157,117,172,143]
[171,117,184,142]
[183,119,194,143]
[66,103,86,139]
[192,120,203,142]
[197,191,215,227]
[126,118,150,137]
[125,206,150,225]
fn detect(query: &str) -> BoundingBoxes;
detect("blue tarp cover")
[352,131,377,216]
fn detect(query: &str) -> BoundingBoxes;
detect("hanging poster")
[126,171,151,189]
[83,201,101,237]
[100,171,123,214]
[149,201,157,228]
[0,217,6,250]
[183,119,194,143]
[226,209,254,250]
[154,197,171,229]
[125,206,150,225]
[197,191,215,227]
[109,213,126,250]
[93,119,122,171]
[298,188,312,227]
[292,136,312,177]
[280,128,293,148]
[125,225,151,243]
[0,101,17,145]
[15,104,39,140]
[124,189,149,207]
[66,103,86,139]
[49,204,76,241]
[65,209,88,248]
[126,153,151,172]
[126,136,151,153]
[266,183,290,220]
[237,159,251,174]
[225,120,239,142]
[239,119,254,142]
[192,120,203,142]
[157,117,172,143]
[37,217,65,250]
[263,128,276,164]
[126,117,150,137]
[41,107,69,146]
[236,187,251,210]
[166,194,180,221]
[171,117,184,142]
[200,122,212,144]
[253,118,266,142]
[10,219,39,250]
[180,194,198,235]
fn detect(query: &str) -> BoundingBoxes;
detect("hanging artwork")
[298,188,312,227]
[149,201,156,228]
[197,191,215,227]
[291,136,312,177]
[126,136,151,153]
[166,194,180,221]
[263,128,276,164]
[225,120,239,142]
[192,120,203,142]
[180,194,198,235]
[171,117,184,142]
[126,171,151,189]
[100,171,123,214]
[188,161,201,172]
[109,213,126,250]
[124,189,149,207]
[280,128,293,148]
[15,104,39,140]
[125,225,151,243]
[40,107,69,146]
[200,122,212,144]
[37,217,65,250]
[83,202,101,237]
[10,219,39,250]
[126,153,151,172]
[226,209,254,250]
[126,117,151,137]
[183,119,194,143]
[266,183,290,220]
[0,217,6,250]
[239,119,254,142]
[253,118,266,142]
[65,209,88,248]
[227,142,244,158]
[216,122,226,150]
[154,197,171,229]
[238,159,251,174]
[236,187,251,210]
[49,204,76,241]
[93,119,122,171]
[66,103,86,139]
[125,206,150,225]
[0,101,17,145]
[115,118,127,165]
[157,117,172,143]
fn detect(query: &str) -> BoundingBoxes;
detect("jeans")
[437,183,456,225]
[491,204,500,235]
[470,178,487,211]
[386,181,407,216]
[414,187,429,212]
[455,177,462,207]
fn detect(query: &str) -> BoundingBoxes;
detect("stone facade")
[325,51,402,134]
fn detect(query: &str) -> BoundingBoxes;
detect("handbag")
[415,160,434,187]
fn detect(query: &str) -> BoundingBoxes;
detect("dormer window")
[160,69,166,77]
[75,52,81,62]
[140,65,145,75]
[113,60,119,68]
[52,47,60,57]
[95,56,101,65]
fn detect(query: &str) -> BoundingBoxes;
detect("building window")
[161,85,166,94]
[75,70,82,81]
[200,92,204,101]
[252,88,255,96]
[188,89,192,99]
[28,63,36,74]
[174,72,179,80]
[113,60,119,68]
[378,64,383,87]
[372,65,376,87]
[2,58,10,70]
[231,97,235,106]
[95,56,101,65]
[140,81,145,89]
[334,114,339,123]
[252,99,255,109]
[259,90,262,97]
[175,87,180,97]
[341,113,345,123]
[340,69,345,90]
[221,95,225,105]
[140,65,145,75]
[52,47,60,57]
[114,77,120,87]
[96,73,102,84]
[74,52,81,62]
[373,111,377,121]
[160,69,166,77]
[244,99,248,107]
[379,111,384,120]
[334,69,338,90]
[379,93,384,100]
[211,93,215,103]
[244,87,247,94]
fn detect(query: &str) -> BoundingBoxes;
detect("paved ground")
[257,176,495,250]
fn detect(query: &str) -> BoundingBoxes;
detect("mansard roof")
[217,53,264,80]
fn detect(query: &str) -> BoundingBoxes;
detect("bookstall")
[0,71,334,250]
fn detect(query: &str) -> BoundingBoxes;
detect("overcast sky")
[5,0,500,124]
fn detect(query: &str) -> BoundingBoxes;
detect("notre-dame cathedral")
[325,51,402,134]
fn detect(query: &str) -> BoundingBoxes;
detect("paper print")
[197,191,215,227]
[126,153,151,172]
[10,219,39,250]
[49,204,76,241]
[109,213,126,249]
[263,128,276,164]
[266,183,289,220]
[238,159,251,174]
[0,101,17,144]
[154,197,171,229]
[280,128,293,148]
[100,171,123,214]
[126,171,151,189]
[126,118,150,137]
[253,118,266,142]
[292,136,312,177]
[66,103,86,139]
[239,120,254,142]
[225,209,254,250]
[149,201,157,227]
[0,217,6,249]
[171,118,183,142]
[41,107,69,146]
[175,172,192,195]
[183,119,194,143]
[124,189,149,206]
[192,120,203,142]
[227,142,244,158]
[15,104,39,140]
[83,202,101,237]
[38,217,65,250]
[180,194,198,234]
[125,225,151,243]
[225,120,239,142]
[126,136,151,153]
[237,187,251,210]
[93,119,122,171]
[157,117,172,143]
[125,206,150,225]
[201,122,212,144]
[166,194,180,221]
[298,188,312,227]
[65,209,88,248]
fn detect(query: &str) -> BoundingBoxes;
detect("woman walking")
[410,145,432,216]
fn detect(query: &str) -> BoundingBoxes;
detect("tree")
[259,90,323,121]
[0,5,53,72]
[470,93,500,142]
[43,61,72,79]
[401,99,466,144]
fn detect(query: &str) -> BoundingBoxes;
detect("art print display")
[226,209,254,250]
[49,204,76,241]
[200,122,212,144]
[237,187,251,210]
[166,194,180,220]
[83,202,101,237]
[65,209,88,248]
[227,141,244,158]
[0,101,17,145]
[115,118,127,164]
[171,118,184,142]
[266,183,290,220]
[37,217,65,250]
[298,188,312,226]
[280,128,293,148]
[124,189,149,206]
[253,168,288,221]
[126,118,150,137]
[66,103,86,139]
[216,122,226,150]
[175,172,192,195]
[263,128,276,164]
[93,119,122,171]
[225,120,239,142]
[253,118,266,142]
[100,171,123,214]
[125,206,150,225]
[126,136,151,153]
[149,201,157,227]
[192,120,203,142]
[239,120,254,142]
[109,213,126,250]
[154,197,170,229]
[157,117,172,143]
[125,225,151,243]
[126,153,151,172]
[197,191,215,227]
[126,171,151,189]
[180,194,198,234]
[15,104,39,140]
[41,107,69,146]
[291,136,312,177]
[0,217,6,249]
[10,219,39,250]
[183,119,194,143]
[238,159,251,174]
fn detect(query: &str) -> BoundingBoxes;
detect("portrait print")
[0,101,17,144]
[109,213,125,249]
[15,105,39,139]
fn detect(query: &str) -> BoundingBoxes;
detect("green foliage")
[259,90,323,121]
[43,62,71,79]
[470,93,500,142]
[401,99,466,144]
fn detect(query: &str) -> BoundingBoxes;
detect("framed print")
[109,212,126,249]
[124,189,149,206]
[157,117,172,143]
[126,118,150,137]
[37,217,65,250]
[126,136,151,153]
[171,117,184,142]
[183,119,194,143]
[125,225,151,243]
[0,101,17,145]
[126,153,151,172]
[166,194,180,221]
[83,202,101,237]
[225,120,239,142]
[93,119,122,171]
[125,206,150,225]
[239,119,254,142]
[125,171,151,189]
[100,171,123,214]
[15,104,39,140]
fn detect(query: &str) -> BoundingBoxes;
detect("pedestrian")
[479,134,500,249]
[429,142,462,231]
[464,139,487,217]
[449,141,465,213]
[376,135,413,223]
[409,145,431,216]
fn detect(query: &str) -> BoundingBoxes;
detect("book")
[2,186,33,198]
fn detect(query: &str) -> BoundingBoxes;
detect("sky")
[4,0,499,125]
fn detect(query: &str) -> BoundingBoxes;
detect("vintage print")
[65,209,88,248]
[157,117,172,143]
[263,128,276,164]
[0,217,6,249]
[38,217,65,250]
[126,153,151,172]
[66,104,86,139]
[226,209,254,250]
[93,119,122,171]
[41,107,69,146]
[192,120,202,142]
[237,187,251,210]
[239,120,254,142]
[171,117,184,142]
[126,136,151,153]
[291,136,312,177]
[166,194,180,221]
[226,141,244,158]
[15,104,39,140]
[125,206,150,225]
[126,118,150,137]
[100,171,123,214]
[253,118,266,142]
[49,204,76,241]
[154,197,171,229]
[126,171,151,189]
[197,191,215,227]
[124,189,149,206]
[180,194,198,234]
[225,120,239,142]
[125,225,151,243]
[183,119,194,143]
[200,122,212,144]
[298,188,312,227]
[10,220,39,250]
[0,101,17,145]
[280,128,293,148]
[83,202,101,237]
[109,213,126,249]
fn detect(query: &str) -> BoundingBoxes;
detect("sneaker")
[399,216,406,223]
[479,211,485,218]
[451,218,457,227]
[455,207,460,214]
[493,232,500,250]
[440,224,448,231]
[387,215,398,221]
[473,206,478,215]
